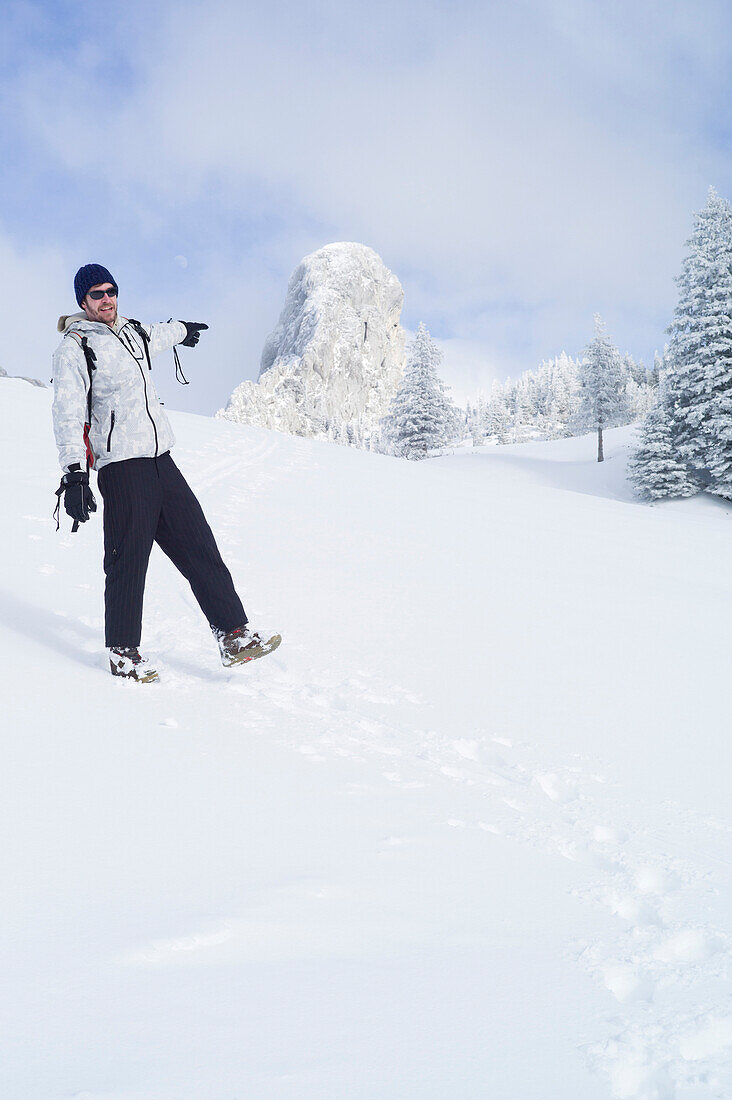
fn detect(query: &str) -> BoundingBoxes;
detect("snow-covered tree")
[380,323,460,459]
[622,353,647,388]
[664,187,732,497]
[482,380,512,442]
[512,376,535,442]
[534,353,581,439]
[451,402,468,446]
[575,315,627,461]
[625,376,655,422]
[466,347,650,451]
[477,354,585,444]
[627,188,732,500]
[551,362,576,435]
[627,374,699,499]
[468,396,488,445]
[466,399,478,442]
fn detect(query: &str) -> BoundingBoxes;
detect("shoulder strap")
[64,331,97,471]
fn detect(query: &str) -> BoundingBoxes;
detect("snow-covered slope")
[3,381,732,1100]
[218,243,405,445]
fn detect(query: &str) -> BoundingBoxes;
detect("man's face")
[82,282,118,326]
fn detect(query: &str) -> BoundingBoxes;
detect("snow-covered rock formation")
[0,365,46,387]
[218,243,406,445]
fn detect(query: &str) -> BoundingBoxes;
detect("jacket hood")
[57,312,86,333]
[57,313,128,334]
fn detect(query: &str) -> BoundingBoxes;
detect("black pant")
[97,452,247,648]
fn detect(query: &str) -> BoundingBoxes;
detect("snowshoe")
[109,646,159,683]
[213,625,282,667]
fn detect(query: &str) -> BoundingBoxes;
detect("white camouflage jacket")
[52,313,187,473]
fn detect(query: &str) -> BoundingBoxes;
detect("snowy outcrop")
[0,365,46,387]
[218,243,406,445]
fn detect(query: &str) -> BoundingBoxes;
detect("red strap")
[83,423,95,468]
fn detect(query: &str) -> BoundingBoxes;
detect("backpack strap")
[65,331,97,471]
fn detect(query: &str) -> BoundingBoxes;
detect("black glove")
[56,465,97,532]
[179,322,208,347]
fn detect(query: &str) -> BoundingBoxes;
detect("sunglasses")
[88,287,118,300]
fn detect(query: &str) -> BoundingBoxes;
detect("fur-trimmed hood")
[56,313,129,334]
[57,312,85,333]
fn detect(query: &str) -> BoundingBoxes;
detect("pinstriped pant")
[96,452,247,648]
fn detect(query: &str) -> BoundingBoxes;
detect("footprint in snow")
[678,1013,732,1061]
[440,765,471,781]
[653,928,721,965]
[451,738,481,761]
[502,797,529,813]
[298,745,326,762]
[603,1045,674,1100]
[593,824,628,846]
[602,962,655,1004]
[378,835,412,852]
[635,865,680,896]
[606,892,661,927]
[555,838,614,869]
[534,771,578,804]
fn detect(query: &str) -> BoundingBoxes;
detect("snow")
[2,378,732,1098]
[218,243,406,445]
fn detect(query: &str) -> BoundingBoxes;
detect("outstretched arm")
[144,320,188,358]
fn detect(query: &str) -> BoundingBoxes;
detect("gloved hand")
[179,322,209,347]
[61,466,97,529]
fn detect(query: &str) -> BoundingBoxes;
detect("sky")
[1,0,731,413]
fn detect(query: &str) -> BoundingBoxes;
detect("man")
[52,263,280,682]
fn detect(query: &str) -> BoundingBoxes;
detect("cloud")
[5,0,731,407]
[0,233,70,381]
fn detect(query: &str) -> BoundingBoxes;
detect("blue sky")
[2,0,731,413]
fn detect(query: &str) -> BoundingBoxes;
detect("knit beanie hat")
[74,264,117,307]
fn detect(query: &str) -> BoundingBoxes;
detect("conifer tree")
[482,380,511,442]
[576,315,626,461]
[625,377,655,422]
[380,323,459,459]
[664,187,732,497]
[627,375,699,499]
[513,377,534,442]
[469,397,486,445]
